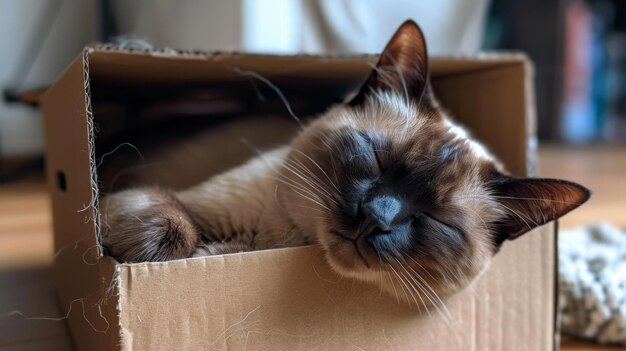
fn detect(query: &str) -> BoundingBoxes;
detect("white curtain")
[116,0,490,55]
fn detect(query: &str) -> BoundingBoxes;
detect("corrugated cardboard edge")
[41,50,120,350]
[87,42,531,63]
[521,55,538,177]
[518,52,560,350]
[554,220,561,351]
[517,54,561,351]
[82,49,103,256]
[114,265,128,350]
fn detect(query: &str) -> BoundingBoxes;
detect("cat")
[101,20,590,304]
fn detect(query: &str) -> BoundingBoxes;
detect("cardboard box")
[42,48,555,350]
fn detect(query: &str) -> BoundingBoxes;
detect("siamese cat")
[101,20,589,303]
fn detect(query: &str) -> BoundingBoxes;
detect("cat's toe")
[100,188,200,262]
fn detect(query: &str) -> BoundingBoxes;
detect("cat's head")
[278,20,590,304]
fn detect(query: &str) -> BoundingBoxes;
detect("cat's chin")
[325,255,385,284]
[323,251,443,309]
[318,231,463,308]
[318,234,385,284]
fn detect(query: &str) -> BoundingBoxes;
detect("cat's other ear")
[490,177,590,246]
[350,20,434,108]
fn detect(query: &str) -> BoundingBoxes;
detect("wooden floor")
[0,145,624,350]
[537,145,626,229]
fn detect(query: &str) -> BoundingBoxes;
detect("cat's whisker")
[265,175,331,211]
[287,158,329,189]
[306,134,344,189]
[440,256,470,287]
[290,148,341,193]
[263,174,322,203]
[294,205,328,215]
[404,247,463,293]
[404,255,438,282]
[408,254,469,297]
[391,256,429,317]
[386,257,421,312]
[279,172,337,209]
[240,142,325,204]
[395,257,436,305]
[498,203,539,231]
[402,272,429,318]
[285,158,339,202]
[459,203,490,229]
[277,159,338,204]
[388,265,416,309]
[376,252,385,297]
[456,193,540,230]
[286,188,331,212]
[273,169,332,203]
[384,263,407,302]
[458,194,585,206]
[385,270,401,305]
[400,256,456,325]
[280,166,335,203]
[455,193,569,231]
[398,268,426,316]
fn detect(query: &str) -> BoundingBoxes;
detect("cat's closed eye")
[369,137,388,176]
[421,213,465,243]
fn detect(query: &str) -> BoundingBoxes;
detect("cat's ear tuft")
[491,177,590,246]
[350,20,433,107]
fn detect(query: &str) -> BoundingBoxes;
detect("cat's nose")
[360,195,402,236]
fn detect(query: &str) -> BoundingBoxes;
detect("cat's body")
[101,21,590,305]
[102,146,310,260]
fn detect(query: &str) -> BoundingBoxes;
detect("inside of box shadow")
[92,79,346,194]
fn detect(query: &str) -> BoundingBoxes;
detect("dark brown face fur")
[277,21,590,304]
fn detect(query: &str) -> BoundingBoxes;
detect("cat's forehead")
[347,94,495,162]
[440,119,494,161]
[320,93,496,169]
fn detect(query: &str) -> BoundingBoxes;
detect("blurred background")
[1,0,625,179]
[0,0,624,349]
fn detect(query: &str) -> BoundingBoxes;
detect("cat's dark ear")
[350,20,433,107]
[490,177,590,246]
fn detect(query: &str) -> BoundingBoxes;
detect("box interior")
[89,52,531,194]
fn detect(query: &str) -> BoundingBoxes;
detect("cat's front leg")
[100,188,201,262]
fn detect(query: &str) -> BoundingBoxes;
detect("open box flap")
[42,51,101,255]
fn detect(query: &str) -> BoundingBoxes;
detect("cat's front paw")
[100,188,201,262]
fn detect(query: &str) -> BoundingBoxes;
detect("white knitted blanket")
[559,223,626,345]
